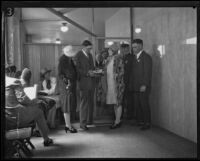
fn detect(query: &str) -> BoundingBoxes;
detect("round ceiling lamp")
[135,27,141,34]
[107,41,114,46]
[55,38,61,44]
[61,22,69,32]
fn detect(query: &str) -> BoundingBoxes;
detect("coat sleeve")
[75,53,89,77]
[15,86,32,105]
[58,56,71,80]
[142,54,152,88]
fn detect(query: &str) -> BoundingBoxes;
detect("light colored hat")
[63,45,76,57]
[109,42,119,52]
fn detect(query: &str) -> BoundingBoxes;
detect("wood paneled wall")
[23,44,82,86]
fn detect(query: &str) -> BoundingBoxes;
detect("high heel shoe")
[65,126,78,133]
[110,121,122,129]
[43,138,53,147]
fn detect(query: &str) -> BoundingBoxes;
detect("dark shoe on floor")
[80,125,89,131]
[140,124,151,130]
[65,126,78,133]
[43,138,53,146]
[110,122,122,129]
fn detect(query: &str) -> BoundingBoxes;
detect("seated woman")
[39,68,59,128]
[40,68,57,95]
[5,69,53,146]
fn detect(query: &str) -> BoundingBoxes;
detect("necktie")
[46,79,51,90]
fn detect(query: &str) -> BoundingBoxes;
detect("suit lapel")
[138,51,144,60]
[80,51,90,63]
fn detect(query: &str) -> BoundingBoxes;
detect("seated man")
[20,68,54,120]
[5,75,53,146]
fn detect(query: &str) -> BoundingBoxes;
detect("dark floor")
[30,119,197,158]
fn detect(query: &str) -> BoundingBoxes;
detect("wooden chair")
[5,107,35,158]
[5,127,35,158]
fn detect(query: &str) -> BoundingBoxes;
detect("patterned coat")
[103,54,125,106]
[112,54,125,106]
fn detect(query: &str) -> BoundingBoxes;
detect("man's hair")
[120,43,130,48]
[82,40,92,47]
[21,68,32,83]
[132,39,143,46]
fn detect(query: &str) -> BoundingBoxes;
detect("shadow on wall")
[150,44,162,124]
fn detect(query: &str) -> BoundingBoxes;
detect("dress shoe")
[43,138,53,147]
[65,126,78,133]
[80,125,89,131]
[140,124,151,130]
[110,122,121,129]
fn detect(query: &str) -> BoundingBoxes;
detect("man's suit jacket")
[128,51,152,92]
[75,50,95,91]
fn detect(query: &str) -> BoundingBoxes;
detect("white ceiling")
[21,8,120,44]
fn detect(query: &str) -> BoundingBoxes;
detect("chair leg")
[13,140,28,158]
[19,139,33,157]
[24,138,35,149]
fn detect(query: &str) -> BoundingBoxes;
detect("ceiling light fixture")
[107,41,114,46]
[55,38,61,44]
[135,27,141,34]
[61,22,69,32]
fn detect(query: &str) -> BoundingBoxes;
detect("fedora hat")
[40,68,52,77]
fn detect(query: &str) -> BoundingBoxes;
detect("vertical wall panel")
[133,8,197,143]
[23,44,41,85]
[105,7,197,142]
[40,45,56,76]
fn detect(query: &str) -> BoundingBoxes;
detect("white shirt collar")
[136,50,143,59]
[82,49,88,57]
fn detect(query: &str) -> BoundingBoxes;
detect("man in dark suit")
[120,43,134,120]
[75,40,95,130]
[129,39,152,130]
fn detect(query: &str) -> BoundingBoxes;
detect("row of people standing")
[58,38,152,132]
